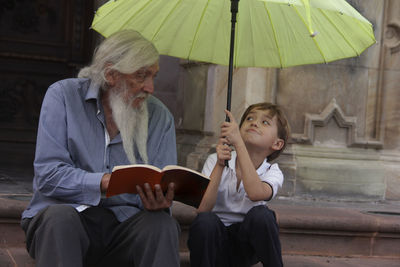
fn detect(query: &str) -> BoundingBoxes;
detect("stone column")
[380,0,400,200]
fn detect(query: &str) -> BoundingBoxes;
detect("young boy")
[188,102,290,267]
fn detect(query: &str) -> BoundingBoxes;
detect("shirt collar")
[228,151,271,175]
[85,80,100,101]
[85,80,103,114]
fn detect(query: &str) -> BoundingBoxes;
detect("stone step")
[2,247,399,267]
[1,195,400,266]
[179,252,400,267]
[173,199,400,259]
[272,199,400,259]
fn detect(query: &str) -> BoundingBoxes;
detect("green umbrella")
[91,0,376,111]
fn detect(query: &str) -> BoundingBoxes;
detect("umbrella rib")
[92,1,119,23]
[234,1,241,67]
[354,18,376,42]
[263,2,283,67]
[293,5,327,64]
[187,0,211,60]
[246,0,257,67]
[320,9,359,59]
[149,0,183,41]
[92,1,127,34]
[355,22,376,55]
[118,0,156,31]
[322,9,376,57]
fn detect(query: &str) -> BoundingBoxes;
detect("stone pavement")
[1,249,399,267]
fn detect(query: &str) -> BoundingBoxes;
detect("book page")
[112,164,162,172]
[162,165,207,178]
[107,165,164,197]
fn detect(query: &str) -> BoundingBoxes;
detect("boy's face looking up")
[239,108,284,157]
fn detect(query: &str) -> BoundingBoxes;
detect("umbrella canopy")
[91,0,376,68]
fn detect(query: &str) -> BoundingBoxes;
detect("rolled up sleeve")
[261,163,283,199]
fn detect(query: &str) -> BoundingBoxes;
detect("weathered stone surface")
[278,64,370,139]
[293,145,385,200]
[382,152,400,200]
[383,70,400,150]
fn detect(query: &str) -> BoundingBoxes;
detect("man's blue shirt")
[22,78,177,222]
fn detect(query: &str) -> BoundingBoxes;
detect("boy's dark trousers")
[188,205,283,267]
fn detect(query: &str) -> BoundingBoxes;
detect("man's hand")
[136,183,175,211]
[101,173,111,193]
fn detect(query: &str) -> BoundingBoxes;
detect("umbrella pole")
[226,0,240,120]
[225,0,240,167]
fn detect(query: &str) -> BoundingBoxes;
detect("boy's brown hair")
[239,102,290,161]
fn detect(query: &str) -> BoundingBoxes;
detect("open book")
[106,164,210,208]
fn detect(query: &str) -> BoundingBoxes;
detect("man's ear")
[104,65,118,87]
[272,138,284,151]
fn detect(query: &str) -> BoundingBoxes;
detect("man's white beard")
[108,85,149,164]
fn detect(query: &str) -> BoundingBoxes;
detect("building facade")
[1,0,399,202]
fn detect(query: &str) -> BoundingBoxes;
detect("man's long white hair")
[78,30,159,88]
[78,30,158,164]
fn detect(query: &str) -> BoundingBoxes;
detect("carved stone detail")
[385,22,400,54]
[292,99,382,148]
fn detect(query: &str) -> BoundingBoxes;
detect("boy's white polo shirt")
[202,151,283,226]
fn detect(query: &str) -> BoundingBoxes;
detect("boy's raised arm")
[222,110,273,201]
[234,142,273,201]
[197,137,232,212]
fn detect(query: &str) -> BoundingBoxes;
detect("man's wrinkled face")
[113,63,159,109]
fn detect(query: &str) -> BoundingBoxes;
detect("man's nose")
[142,78,155,94]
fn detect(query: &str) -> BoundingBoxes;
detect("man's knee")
[41,205,80,227]
[25,205,86,259]
[138,211,180,235]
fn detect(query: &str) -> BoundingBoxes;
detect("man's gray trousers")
[21,205,181,267]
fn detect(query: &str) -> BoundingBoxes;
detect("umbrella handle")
[225,0,240,167]
[226,0,240,116]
